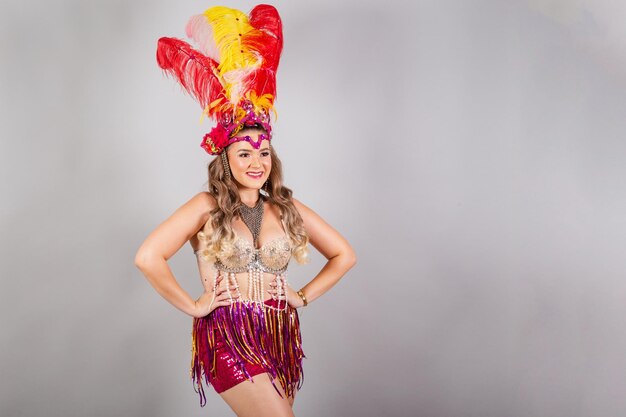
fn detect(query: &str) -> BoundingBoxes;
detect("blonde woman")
[135,6,355,415]
[135,125,356,416]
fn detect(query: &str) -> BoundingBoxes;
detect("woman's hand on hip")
[268,276,304,309]
[284,284,305,309]
[192,275,239,317]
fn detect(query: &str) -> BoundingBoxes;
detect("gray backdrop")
[2,0,626,416]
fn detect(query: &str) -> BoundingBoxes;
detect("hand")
[269,278,305,309]
[285,285,305,309]
[192,274,239,318]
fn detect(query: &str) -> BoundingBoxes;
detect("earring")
[261,179,270,197]
[221,151,231,180]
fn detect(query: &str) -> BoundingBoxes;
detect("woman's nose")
[249,154,261,167]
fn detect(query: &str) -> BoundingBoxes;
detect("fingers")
[267,288,287,301]
[214,291,239,307]
[206,274,243,311]
[211,275,239,293]
[215,290,238,300]
[215,284,239,296]
[210,275,223,292]
[268,278,288,300]
[267,285,286,296]
[214,277,240,301]
[205,290,239,311]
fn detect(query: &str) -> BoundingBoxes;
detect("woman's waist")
[213,269,288,305]
[220,279,275,300]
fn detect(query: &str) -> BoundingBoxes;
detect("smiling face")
[225,128,271,190]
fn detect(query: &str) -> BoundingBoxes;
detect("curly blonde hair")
[196,133,309,265]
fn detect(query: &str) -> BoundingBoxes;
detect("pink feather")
[185,15,220,63]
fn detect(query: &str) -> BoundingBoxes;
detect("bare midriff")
[193,245,287,304]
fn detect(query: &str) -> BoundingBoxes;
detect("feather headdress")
[156,5,283,155]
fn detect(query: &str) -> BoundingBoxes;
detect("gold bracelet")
[296,289,308,307]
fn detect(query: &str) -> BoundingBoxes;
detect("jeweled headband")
[156,5,283,155]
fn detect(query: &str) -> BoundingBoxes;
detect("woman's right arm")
[134,192,218,317]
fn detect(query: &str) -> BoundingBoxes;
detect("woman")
[134,5,356,416]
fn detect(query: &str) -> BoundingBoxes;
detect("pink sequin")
[191,298,305,405]
[210,333,268,393]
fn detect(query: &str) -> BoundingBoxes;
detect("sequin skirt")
[190,298,305,406]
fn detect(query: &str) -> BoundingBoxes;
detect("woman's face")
[226,129,271,190]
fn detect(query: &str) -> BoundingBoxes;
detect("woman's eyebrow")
[238,147,270,153]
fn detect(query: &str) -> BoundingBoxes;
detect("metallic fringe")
[190,301,305,407]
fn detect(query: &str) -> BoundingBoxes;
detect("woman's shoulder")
[290,197,311,216]
[190,191,218,212]
[184,192,217,229]
[189,192,217,244]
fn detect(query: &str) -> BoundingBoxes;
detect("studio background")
[1,0,626,416]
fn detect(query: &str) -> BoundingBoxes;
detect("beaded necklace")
[238,194,265,248]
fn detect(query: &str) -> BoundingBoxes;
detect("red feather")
[246,5,283,100]
[249,5,283,71]
[243,69,277,99]
[156,37,226,112]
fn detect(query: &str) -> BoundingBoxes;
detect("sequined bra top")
[194,215,293,274]
[211,233,292,274]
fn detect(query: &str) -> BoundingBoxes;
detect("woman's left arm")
[287,197,357,307]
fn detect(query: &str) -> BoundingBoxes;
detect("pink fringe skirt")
[190,298,305,406]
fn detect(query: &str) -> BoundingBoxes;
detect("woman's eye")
[238,152,269,157]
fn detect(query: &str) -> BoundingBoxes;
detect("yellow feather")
[196,6,278,123]
[203,7,260,76]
